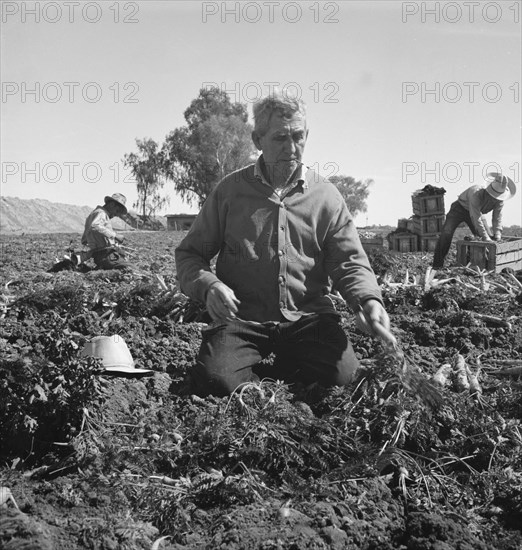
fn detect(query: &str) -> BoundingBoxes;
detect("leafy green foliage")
[123,138,170,219]
[178,382,356,481]
[162,87,256,206]
[14,282,88,315]
[0,328,106,462]
[329,174,373,217]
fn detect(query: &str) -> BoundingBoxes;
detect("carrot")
[453,354,470,392]
[431,363,452,388]
[465,364,482,395]
[472,313,512,330]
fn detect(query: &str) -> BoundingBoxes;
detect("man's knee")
[329,352,359,386]
[191,321,264,396]
[190,371,238,397]
[322,320,359,386]
[191,354,257,397]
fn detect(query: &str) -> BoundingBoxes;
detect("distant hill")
[1,196,518,237]
[0,197,165,234]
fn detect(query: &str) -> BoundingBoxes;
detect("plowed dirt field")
[1,231,521,550]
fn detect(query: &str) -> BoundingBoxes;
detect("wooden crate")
[412,194,445,216]
[456,237,522,272]
[412,214,445,235]
[419,235,439,252]
[389,233,419,253]
[361,237,385,252]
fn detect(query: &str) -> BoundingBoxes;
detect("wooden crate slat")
[496,257,522,270]
[498,239,522,252]
[456,244,468,265]
[496,251,522,264]
[389,233,419,252]
[360,238,384,245]
[419,236,438,252]
[456,238,522,272]
[412,194,445,216]
[412,214,446,235]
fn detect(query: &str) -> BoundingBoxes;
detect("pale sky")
[1,0,521,226]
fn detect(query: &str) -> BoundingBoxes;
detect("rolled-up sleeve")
[468,192,490,239]
[492,201,503,234]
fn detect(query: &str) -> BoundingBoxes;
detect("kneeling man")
[82,193,129,270]
[175,93,394,396]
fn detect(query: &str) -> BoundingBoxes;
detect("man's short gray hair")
[253,91,307,137]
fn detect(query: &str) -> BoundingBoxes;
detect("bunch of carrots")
[432,353,522,396]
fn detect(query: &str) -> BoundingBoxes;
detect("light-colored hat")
[104,193,128,214]
[81,335,153,376]
[485,173,516,201]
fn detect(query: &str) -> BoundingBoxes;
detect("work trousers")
[191,313,359,397]
[92,248,128,270]
[432,201,489,268]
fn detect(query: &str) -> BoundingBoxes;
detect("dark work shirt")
[175,157,382,323]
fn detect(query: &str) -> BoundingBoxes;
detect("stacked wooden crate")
[360,236,385,253]
[387,218,417,252]
[411,191,446,252]
[388,217,419,252]
[388,187,446,253]
[358,230,385,253]
[388,232,419,252]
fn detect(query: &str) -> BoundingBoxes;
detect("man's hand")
[206,282,240,321]
[356,299,397,349]
[493,233,502,242]
[115,234,124,244]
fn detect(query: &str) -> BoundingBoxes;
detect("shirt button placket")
[278,201,287,310]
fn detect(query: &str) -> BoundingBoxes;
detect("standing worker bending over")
[175,92,394,397]
[432,173,516,269]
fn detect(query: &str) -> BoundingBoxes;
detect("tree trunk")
[142,189,147,220]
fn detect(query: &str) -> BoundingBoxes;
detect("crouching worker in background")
[81,193,129,270]
[432,173,516,269]
[175,92,395,397]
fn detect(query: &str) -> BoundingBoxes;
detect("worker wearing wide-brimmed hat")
[81,193,130,270]
[432,173,517,269]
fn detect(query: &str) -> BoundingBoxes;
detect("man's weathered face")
[105,201,123,218]
[253,112,308,185]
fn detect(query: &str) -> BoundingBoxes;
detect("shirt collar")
[254,155,309,189]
